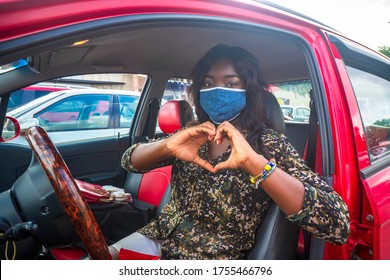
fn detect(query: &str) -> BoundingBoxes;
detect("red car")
[0,0,389,263]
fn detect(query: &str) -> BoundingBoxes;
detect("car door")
[329,34,390,259]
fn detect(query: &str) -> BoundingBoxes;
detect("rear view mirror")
[0,116,21,142]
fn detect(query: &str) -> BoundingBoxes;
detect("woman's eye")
[203,81,213,87]
[226,82,239,87]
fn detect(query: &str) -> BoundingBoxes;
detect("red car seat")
[123,99,194,216]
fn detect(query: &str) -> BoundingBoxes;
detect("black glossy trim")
[360,156,390,179]
[329,34,390,80]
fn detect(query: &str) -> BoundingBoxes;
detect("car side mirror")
[19,118,40,133]
[0,116,21,142]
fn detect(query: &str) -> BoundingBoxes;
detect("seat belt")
[303,89,318,259]
[306,89,318,170]
[143,98,160,139]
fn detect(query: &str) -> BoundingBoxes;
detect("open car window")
[4,72,147,144]
[268,80,312,123]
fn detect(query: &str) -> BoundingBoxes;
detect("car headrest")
[157,93,285,135]
[158,100,195,134]
[264,92,285,134]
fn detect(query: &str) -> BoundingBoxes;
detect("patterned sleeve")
[121,123,199,173]
[121,139,174,174]
[261,128,350,245]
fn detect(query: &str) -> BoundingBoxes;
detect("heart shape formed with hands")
[168,121,257,174]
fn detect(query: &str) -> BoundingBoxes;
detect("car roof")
[23,82,91,90]
[0,0,337,43]
[23,85,68,91]
[0,0,357,87]
[50,88,141,96]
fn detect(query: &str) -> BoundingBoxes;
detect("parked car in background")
[280,105,310,122]
[0,0,389,263]
[6,89,140,144]
[6,83,89,112]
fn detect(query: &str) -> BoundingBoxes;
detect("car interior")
[0,15,330,259]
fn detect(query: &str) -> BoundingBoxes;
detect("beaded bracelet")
[249,158,276,184]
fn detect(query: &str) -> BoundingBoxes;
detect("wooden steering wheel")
[25,126,111,260]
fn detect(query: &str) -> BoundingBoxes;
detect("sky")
[268,0,390,51]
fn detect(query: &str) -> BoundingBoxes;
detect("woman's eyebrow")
[205,74,240,79]
[224,74,241,79]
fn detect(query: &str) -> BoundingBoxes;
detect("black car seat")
[126,94,300,259]
[247,92,300,259]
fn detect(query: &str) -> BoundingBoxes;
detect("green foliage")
[276,81,312,97]
[378,46,390,58]
[374,118,390,127]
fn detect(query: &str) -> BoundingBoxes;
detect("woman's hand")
[165,121,216,172]
[213,121,262,173]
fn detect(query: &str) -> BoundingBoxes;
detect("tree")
[374,118,390,127]
[276,80,311,98]
[378,46,390,58]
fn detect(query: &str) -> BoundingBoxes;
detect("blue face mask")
[200,87,246,124]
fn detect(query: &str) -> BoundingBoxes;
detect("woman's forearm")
[246,153,304,215]
[124,138,172,171]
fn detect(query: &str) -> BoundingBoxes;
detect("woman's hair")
[188,44,267,152]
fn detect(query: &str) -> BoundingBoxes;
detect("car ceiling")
[0,17,310,94]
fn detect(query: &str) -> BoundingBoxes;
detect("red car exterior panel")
[362,170,390,259]
[328,40,371,168]
[325,35,390,259]
[0,0,329,43]
[298,31,360,259]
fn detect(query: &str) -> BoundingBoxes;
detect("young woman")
[109,44,350,260]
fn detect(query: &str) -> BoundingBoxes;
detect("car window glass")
[118,95,139,128]
[34,95,111,132]
[346,66,390,162]
[8,89,29,112]
[163,78,192,102]
[281,107,293,117]
[7,91,65,118]
[331,35,390,162]
[158,78,193,133]
[87,97,111,128]
[8,89,62,112]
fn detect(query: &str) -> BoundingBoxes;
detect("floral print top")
[121,127,350,259]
